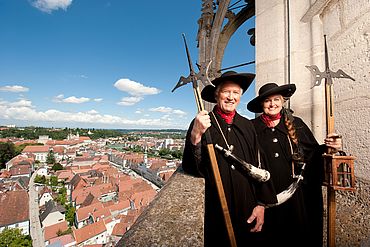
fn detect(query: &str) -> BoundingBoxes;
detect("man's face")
[216,81,242,113]
[262,94,283,116]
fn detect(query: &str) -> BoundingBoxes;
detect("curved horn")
[214,144,270,182]
[265,163,306,208]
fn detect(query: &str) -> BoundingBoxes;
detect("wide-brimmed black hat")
[201,71,255,103]
[247,82,296,113]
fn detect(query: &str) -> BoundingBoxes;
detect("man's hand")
[191,110,211,145]
[247,205,265,232]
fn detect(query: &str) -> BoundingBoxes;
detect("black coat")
[251,113,326,247]
[182,109,277,247]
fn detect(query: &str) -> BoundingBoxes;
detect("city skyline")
[0,0,256,130]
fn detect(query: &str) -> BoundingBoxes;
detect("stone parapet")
[116,167,205,247]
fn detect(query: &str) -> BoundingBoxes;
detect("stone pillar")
[255,0,326,141]
[255,0,370,179]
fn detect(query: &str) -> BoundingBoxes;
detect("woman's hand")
[190,110,211,145]
[324,133,342,151]
[247,205,265,232]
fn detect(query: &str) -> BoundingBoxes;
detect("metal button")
[231,165,235,170]
[272,138,278,143]
[228,127,231,132]
[271,128,275,132]
[274,153,279,158]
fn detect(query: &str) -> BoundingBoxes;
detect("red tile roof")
[111,221,130,236]
[0,170,11,178]
[79,136,91,141]
[72,183,115,205]
[92,207,111,222]
[73,220,106,244]
[22,145,50,153]
[106,200,130,214]
[44,220,69,241]
[0,191,29,226]
[49,234,75,246]
[51,146,65,154]
[10,164,31,176]
[76,202,104,222]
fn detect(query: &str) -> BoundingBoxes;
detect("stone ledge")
[116,167,205,247]
[116,168,370,247]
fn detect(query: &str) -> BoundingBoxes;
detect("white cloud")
[0,99,187,129]
[172,109,187,116]
[149,106,187,116]
[63,96,90,104]
[0,85,29,93]
[31,0,72,13]
[161,114,172,121]
[114,78,161,96]
[53,94,101,104]
[9,99,33,108]
[87,110,99,114]
[117,96,143,106]
[149,106,172,113]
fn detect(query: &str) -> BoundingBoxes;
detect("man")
[182,71,277,246]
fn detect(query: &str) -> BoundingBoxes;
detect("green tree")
[171,149,183,159]
[158,148,170,157]
[46,150,56,164]
[65,204,76,226]
[56,187,67,205]
[34,174,46,184]
[51,162,63,171]
[0,142,16,169]
[59,187,67,194]
[49,175,58,186]
[0,228,32,247]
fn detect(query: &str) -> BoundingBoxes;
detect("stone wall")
[116,167,205,247]
[255,0,370,180]
[116,167,370,247]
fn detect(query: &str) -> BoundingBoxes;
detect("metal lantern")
[323,154,356,191]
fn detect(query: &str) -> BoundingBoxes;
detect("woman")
[247,82,342,247]
[182,71,277,246]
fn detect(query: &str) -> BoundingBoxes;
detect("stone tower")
[255,0,370,180]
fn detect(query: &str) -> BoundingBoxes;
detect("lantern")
[323,154,356,191]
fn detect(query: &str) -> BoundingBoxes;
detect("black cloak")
[251,112,326,247]
[182,109,277,247]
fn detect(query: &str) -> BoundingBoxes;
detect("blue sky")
[0,0,256,130]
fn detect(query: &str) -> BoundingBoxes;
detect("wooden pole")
[326,82,336,247]
[195,84,237,247]
[307,35,355,247]
[324,35,336,247]
[178,33,237,247]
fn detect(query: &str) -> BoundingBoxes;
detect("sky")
[0,0,256,130]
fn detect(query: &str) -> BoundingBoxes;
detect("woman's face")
[262,94,284,116]
[216,81,242,113]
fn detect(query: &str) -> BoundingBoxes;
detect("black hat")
[247,83,296,113]
[201,71,255,103]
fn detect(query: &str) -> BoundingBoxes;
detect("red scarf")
[261,113,281,128]
[215,106,236,124]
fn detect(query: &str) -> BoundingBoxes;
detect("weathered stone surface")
[116,167,205,247]
[116,169,370,247]
[323,177,370,247]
